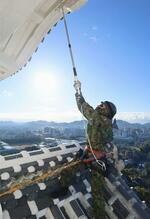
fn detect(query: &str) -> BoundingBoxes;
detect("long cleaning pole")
[61,7,81,93]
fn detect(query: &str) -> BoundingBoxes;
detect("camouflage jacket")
[76,93,113,151]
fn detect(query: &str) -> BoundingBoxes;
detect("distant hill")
[0,120,87,131]
[0,120,149,131]
[116,120,150,129]
[22,120,86,130]
[116,120,143,129]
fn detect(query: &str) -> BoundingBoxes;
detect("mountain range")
[0,120,149,131]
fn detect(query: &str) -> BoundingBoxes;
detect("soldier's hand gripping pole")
[61,6,81,95]
[74,79,81,95]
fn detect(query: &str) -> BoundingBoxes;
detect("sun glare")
[33,71,58,95]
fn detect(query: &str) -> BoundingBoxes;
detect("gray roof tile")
[76,198,91,219]
[49,147,61,152]
[60,206,70,219]
[112,199,129,219]
[29,150,44,156]
[5,154,23,160]
[133,202,150,219]
[65,144,77,149]
[0,167,14,175]
[117,185,132,201]
[70,200,84,217]
[26,216,37,219]
[50,205,65,219]
[8,203,31,219]
[36,196,53,211]
[2,198,18,210]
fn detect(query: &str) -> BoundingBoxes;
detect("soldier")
[74,79,117,219]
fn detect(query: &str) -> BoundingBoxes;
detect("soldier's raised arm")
[74,80,94,120]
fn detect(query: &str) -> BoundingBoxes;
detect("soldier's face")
[97,102,109,116]
[98,102,107,110]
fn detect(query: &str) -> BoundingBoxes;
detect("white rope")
[80,106,106,171]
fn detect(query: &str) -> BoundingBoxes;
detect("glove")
[75,92,85,104]
[74,80,81,93]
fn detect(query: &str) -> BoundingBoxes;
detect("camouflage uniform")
[76,94,113,150]
[75,92,116,219]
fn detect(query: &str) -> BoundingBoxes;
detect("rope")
[0,160,81,197]
[80,106,106,171]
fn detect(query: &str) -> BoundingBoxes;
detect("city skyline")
[0,0,150,123]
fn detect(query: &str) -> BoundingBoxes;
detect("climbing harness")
[82,146,106,164]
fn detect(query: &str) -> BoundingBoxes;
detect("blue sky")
[0,0,150,123]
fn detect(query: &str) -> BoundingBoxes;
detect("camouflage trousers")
[59,161,106,219]
[91,170,106,219]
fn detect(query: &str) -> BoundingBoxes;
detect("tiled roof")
[0,143,150,219]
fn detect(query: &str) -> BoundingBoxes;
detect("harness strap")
[82,146,106,164]
[85,146,106,158]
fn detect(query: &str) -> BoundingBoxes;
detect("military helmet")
[103,101,117,118]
